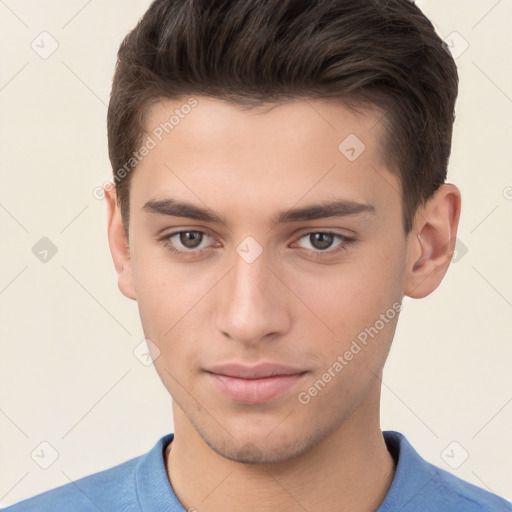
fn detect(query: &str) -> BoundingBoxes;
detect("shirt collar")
[134,432,185,512]
[134,430,433,512]
[377,430,437,511]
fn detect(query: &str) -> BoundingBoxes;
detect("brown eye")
[308,233,335,250]
[160,230,212,255]
[294,232,356,258]
[178,231,203,249]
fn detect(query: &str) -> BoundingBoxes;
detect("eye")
[160,230,213,255]
[294,232,356,256]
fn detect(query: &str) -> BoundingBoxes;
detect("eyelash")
[159,230,356,259]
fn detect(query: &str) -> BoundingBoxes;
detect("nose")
[215,246,291,347]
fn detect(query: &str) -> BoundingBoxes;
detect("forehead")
[143,95,386,158]
[129,96,398,224]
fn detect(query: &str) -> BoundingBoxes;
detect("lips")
[206,363,306,379]
[204,363,307,403]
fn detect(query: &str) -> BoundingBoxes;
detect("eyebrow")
[142,197,375,228]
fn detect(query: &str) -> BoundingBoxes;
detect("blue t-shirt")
[3,430,511,511]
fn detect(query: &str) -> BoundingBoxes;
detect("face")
[113,96,411,463]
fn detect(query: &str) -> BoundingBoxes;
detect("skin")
[105,96,461,512]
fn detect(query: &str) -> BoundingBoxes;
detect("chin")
[205,437,307,464]
[197,422,332,465]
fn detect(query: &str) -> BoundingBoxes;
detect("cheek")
[294,272,400,413]
[294,260,400,335]
[131,252,215,372]
[132,247,205,333]
[289,247,404,371]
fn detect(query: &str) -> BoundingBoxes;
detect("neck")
[166,382,395,512]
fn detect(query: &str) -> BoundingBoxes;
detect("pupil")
[311,233,332,250]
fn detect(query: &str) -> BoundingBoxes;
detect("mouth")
[204,363,308,404]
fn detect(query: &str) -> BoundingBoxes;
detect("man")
[4,0,511,510]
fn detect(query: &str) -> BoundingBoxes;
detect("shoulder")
[427,463,512,511]
[2,456,140,512]
[2,434,174,512]
[381,431,512,512]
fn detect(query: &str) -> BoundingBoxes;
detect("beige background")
[1,0,511,507]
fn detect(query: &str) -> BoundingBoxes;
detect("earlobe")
[104,185,137,301]
[404,184,461,299]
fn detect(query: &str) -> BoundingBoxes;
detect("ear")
[104,184,137,301]
[404,183,461,299]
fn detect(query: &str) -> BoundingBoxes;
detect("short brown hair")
[107,0,458,237]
